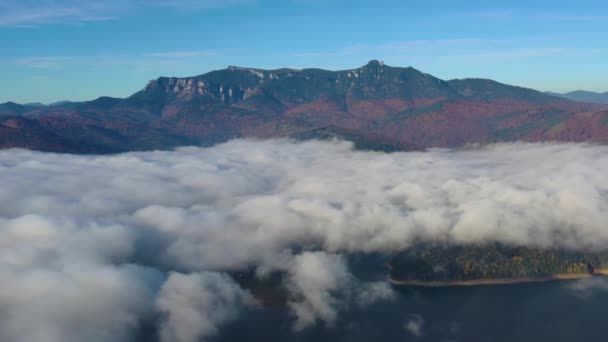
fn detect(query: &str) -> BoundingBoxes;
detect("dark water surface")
[220,279,608,342]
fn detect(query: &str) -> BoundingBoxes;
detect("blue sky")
[1,0,607,104]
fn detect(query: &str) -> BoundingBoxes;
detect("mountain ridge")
[1,61,608,153]
[1,61,569,111]
[547,90,608,104]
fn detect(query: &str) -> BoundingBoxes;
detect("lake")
[220,278,608,342]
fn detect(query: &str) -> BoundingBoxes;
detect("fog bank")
[2,139,608,340]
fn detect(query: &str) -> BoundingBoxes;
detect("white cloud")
[156,272,252,342]
[287,252,351,330]
[143,0,255,10]
[405,314,425,338]
[14,51,218,70]
[356,281,395,307]
[0,215,161,342]
[294,38,525,58]
[293,37,606,67]
[443,48,606,64]
[468,10,608,22]
[0,0,253,27]
[568,278,608,296]
[2,139,608,339]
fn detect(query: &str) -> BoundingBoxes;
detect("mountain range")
[546,90,608,104]
[2,60,608,153]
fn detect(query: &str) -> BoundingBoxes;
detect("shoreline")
[389,269,608,287]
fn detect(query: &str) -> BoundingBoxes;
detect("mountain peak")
[363,60,385,68]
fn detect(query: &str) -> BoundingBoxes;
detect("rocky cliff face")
[143,77,248,104]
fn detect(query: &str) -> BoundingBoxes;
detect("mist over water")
[222,280,608,342]
[2,139,608,341]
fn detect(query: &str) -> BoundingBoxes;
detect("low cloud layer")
[1,139,608,340]
[156,272,251,342]
[405,314,425,338]
[287,252,351,330]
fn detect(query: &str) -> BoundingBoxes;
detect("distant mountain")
[0,116,118,153]
[0,102,32,116]
[547,90,608,104]
[49,101,74,107]
[1,60,608,153]
[23,102,47,107]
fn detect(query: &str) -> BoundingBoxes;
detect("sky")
[1,0,607,104]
